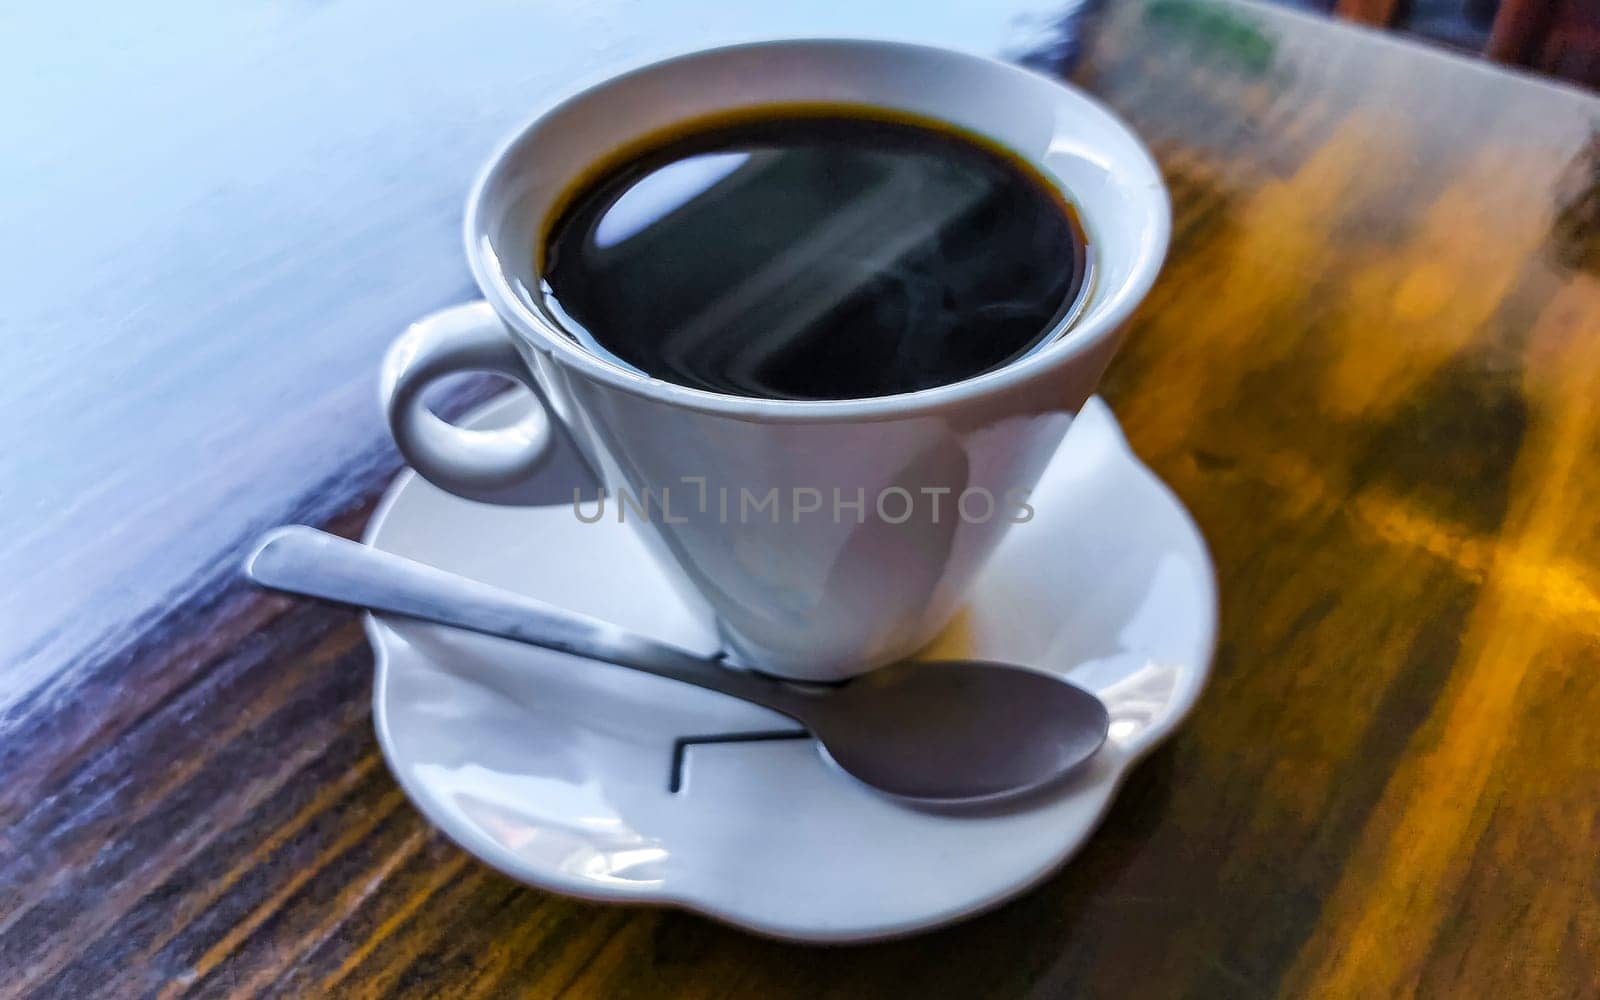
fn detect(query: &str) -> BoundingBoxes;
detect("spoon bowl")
[807,659,1109,802]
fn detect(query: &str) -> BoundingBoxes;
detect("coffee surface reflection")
[540,113,1090,401]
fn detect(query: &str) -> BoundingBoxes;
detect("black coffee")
[540,110,1090,400]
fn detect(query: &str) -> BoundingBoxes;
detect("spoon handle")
[245,526,808,718]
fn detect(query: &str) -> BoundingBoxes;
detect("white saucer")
[363,393,1216,943]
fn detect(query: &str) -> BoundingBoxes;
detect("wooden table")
[4,0,1598,995]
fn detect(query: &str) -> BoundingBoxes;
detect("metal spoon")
[245,526,1108,804]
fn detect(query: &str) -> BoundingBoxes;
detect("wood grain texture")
[4,0,1600,996]
[1334,0,1406,29]
[1488,0,1600,87]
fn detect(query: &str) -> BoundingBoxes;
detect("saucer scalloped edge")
[362,393,1217,943]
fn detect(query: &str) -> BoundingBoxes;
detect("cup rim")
[465,38,1170,424]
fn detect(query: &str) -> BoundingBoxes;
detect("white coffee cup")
[381,39,1169,682]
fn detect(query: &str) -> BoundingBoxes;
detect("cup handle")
[382,300,579,499]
